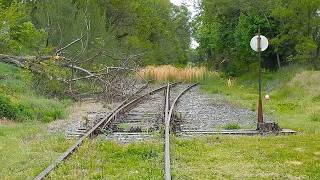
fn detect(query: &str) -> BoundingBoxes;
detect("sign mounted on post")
[250,32,269,128]
[250,35,268,52]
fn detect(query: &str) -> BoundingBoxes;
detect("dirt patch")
[0,118,16,125]
[47,100,111,134]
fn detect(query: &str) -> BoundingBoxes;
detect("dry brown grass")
[138,65,215,82]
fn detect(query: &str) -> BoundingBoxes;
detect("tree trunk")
[276,52,281,69]
[313,44,320,70]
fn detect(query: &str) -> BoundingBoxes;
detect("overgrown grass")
[49,139,163,179]
[138,65,216,82]
[171,135,320,179]
[171,64,320,178]
[0,63,68,122]
[0,123,73,179]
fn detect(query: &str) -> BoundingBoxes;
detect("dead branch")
[55,35,85,55]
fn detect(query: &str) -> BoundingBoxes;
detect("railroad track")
[164,83,197,180]
[35,82,195,179]
[35,82,293,179]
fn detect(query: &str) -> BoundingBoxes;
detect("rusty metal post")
[257,29,264,125]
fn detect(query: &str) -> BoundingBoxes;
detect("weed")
[223,123,241,129]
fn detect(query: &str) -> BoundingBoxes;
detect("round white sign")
[250,35,268,52]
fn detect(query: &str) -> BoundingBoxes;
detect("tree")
[0,0,46,55]
[194,0,320,75]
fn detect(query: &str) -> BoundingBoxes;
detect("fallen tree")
[0,52,146,101]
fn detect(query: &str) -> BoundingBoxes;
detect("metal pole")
[257,29,264,125]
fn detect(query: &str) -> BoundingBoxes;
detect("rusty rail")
[34,83,180,180]
[164,84,171,180]
[164,83,197,180]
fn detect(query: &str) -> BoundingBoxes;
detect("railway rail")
[164,83,197,180]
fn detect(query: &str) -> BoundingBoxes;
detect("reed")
[138,65,216,82]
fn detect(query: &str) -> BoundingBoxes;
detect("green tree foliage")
[23,0,191,66]
[0,0,46,55]
[195,0,320,75]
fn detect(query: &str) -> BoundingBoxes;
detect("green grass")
[0,62,68,122]
[171,65,320,179]
[49,139,163,179]
[0,123,73,179]
[171,135,320,179]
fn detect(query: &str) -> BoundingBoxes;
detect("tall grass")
[138,65,216,82]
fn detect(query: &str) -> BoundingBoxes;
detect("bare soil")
[47,100,111,134]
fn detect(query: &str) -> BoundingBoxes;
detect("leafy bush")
[0,94,18,120]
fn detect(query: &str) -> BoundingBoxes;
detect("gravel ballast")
[175,86,271,132]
